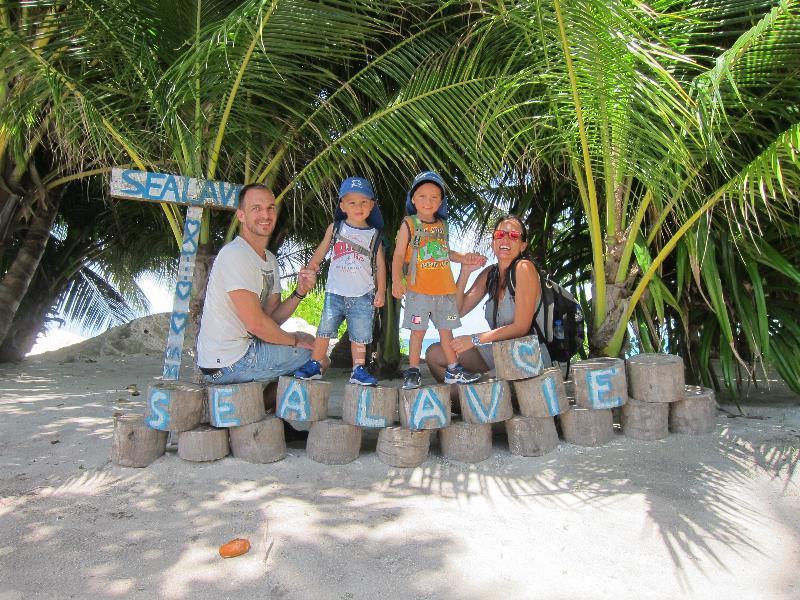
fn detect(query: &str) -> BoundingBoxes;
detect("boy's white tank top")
[326,222,377,297]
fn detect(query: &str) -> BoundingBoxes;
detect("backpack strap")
[326,219,344,262]
[507,257,547,342]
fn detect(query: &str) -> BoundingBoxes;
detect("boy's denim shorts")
[317,291,375,344]
[202,339,311,385]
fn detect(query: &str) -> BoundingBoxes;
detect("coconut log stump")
[208,382,266,428]
[458,379,513,424]
[670,386,716,434]
[377,427,430,468]
[505,415,559,457]
[627,353,685,403]
[571,358,627,409]
[144,380,205,432]
[399,384,451,430]
[440,421,492,463]
[621,398,669,441]
[112,414,168,468]
[275,376,329,422]
[342,384,397,427]
[560,407,614,446]
[493,335,545,380]
[177,425,230,462]
[306,419,362,465]
[513,367,571,417]
[229,416,286,463]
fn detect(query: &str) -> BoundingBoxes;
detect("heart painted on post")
[171,313,187,334]
[175,281,192,299]
[185,219,200,236]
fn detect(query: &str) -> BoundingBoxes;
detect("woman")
[425,214,552,383]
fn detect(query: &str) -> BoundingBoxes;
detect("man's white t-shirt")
[326,222,377,297]
[197,236,281,368]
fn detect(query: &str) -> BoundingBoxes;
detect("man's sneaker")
[293,359,322,380]
[402,367,422,390]
[444,363,481,384]
[350,365,377,386]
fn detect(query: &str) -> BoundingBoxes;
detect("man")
[196,184,325,393]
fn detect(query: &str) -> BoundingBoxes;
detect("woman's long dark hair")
[485,214,535,327]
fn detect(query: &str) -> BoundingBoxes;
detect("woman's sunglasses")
[493,230,522,240]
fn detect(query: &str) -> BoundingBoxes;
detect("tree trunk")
[0,271,55,361]
[189,242,215,334]
[376,294,401,377]
[0,188,61,348]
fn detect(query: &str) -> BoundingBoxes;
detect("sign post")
[110,168,242,380]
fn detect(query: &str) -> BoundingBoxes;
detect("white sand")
[1,324,798,599]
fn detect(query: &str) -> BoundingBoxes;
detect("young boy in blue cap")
[392,171,486,389]
[294,176,386,385]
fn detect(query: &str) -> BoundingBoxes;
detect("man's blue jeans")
[203,339,311,384]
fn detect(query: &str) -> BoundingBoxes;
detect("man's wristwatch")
[471,333,481,346]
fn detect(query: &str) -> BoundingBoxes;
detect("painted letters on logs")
[229,416,286,463]
[505,415,559,457]
[144,380,204,432]
[621,398,669,441]
[306,419,362,465]
[399,385,451,430]
[458,379,513,424]
[377,427,430,468]
[440,421,492,463]
[493,335,544,380]
[208,382,265,428]
[275,376,329,422]
[669,386,716,434]
[571,358,627,409]
[177,425,230,462]
[342,384,397,427]
[560,407,614,446]
[627,353,685,403]
[112,414,168,468]
[513,367,571,417]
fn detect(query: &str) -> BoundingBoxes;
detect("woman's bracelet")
[292,289,306,300]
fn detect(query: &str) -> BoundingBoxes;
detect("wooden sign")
[110,168,241,210]
[109,168,244,380]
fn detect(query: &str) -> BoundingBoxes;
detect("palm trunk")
[0,272,56,361]
[0,189,61,347]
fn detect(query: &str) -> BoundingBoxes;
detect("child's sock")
[448,362,459,370]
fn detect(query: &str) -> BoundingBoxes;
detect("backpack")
[486,258,586,368]
[402,215,449,286]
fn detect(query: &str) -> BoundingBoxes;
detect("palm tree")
[455,0,800,395]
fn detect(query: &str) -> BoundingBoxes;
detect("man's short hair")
[238,183,272,210]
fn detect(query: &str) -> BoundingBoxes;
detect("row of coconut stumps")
[112,336,716,468]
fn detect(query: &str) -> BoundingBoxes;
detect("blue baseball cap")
[405,170,448,219]
[335,176,384,229]
[338,176,375,199]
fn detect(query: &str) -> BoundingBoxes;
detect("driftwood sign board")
[109,168,244,380]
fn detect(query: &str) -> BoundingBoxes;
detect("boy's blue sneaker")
[294,359,322,380]
[349,365,377,386]
[444,364,481,385]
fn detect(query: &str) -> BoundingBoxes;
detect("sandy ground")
[1,338,799,599]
